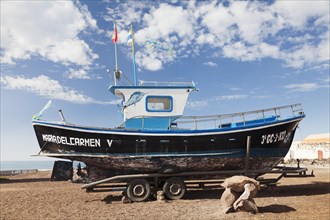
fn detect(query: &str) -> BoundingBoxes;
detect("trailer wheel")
[163,177,186,200]
[126,179,151,202]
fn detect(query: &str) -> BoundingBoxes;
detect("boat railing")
[123,103,304,130]
[175,103,304,130]
[138,80,196,87]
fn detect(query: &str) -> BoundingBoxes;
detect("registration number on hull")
[261,131,287,145]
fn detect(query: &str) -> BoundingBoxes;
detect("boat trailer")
[81,137,314,202]
[81,164,313,202]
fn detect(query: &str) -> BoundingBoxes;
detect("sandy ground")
[0,165,329,220]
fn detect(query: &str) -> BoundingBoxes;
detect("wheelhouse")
[109,81,197,130]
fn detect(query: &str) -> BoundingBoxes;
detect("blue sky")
[1,0,329,161]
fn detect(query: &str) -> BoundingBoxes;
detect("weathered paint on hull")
[46,154,284,175]
[33,117,302,175]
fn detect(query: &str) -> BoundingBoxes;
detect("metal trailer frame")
[80,136,314,202]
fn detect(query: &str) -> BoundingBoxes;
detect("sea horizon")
[0,160,83,171]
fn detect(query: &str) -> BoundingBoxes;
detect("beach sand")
[1,165,329,220]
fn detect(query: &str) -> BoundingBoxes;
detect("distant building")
[285,133,330,160]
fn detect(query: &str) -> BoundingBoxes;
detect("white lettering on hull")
[261,130,287,145]
[107,139,113,147]
[42,134,101,147]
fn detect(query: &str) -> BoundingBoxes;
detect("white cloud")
[324,76,330,83]
[186,93,260,110]
[230,87,242,91]
[2,0,327,72]
[0,75,114,104]
[107,2,195,71]
[272,1,329,28]
[282,45,316,68]
[223,42,280,61]
[43,39,98,66]
[186,100,208,109]
[229,1,274,44]
[195,33,217,46]
[66,68,90,79]
[187,91,270,110]
[105,1,147,27]
[198,1,277,46]
[318,32,330,62]
[137,3,195,40]
[135,51,163,71]
[205,1,329,68]
[104,1,329,70]
[203,61,217,67]
[214,94,248,101]
[286,34,314,43]
[1,1,99,66]
[132,3,194,71]
[198,2,234,46]
[283,33,330,68]
[284,83,320,92]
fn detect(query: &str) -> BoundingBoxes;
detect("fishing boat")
[32,24,305,178]
[32,78,305,176]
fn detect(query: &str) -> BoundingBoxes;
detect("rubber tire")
[126,179,151,202]
[163,177,186,200]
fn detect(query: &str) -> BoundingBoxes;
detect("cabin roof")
[109,84,197,95]
[109,80,197,94]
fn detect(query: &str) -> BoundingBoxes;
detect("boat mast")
[112,20,119,86]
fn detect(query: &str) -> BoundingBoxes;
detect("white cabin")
[109,81,197,129]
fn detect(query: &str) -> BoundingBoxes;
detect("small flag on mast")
[127,28,132,46]
[112,21,118,43]
[127,25,135,55]
[112,20,119,82]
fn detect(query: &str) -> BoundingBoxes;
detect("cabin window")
[146,96,173,112]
